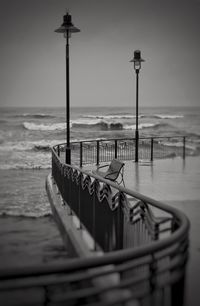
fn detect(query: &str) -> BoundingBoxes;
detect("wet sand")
[123,156,200,306]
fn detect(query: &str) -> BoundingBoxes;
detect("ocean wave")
[23,119,124,131]
[0,149,52,170]
[72,119,124,130]
[72,118,103,126]
[153,114,184,119]
[0,163,51,170]
[72,119,167,131]
[15,113,55,119]
[82,114,141,119]
[0,211,52,218]
[82,114,184,120]
[23,122,67,131]
[0,139,65,152]
[23,117,177,132]
[124,122,164,130]
[0,138,108,154]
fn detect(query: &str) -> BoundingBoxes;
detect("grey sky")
[0,0,200,108]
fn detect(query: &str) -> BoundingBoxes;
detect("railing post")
[150,137,154,161]
[80,142,83,167]
[115,140,118,159]
[93,180,96,251]
[57,145,60,157]
[170,218,185,306]
[183,137,186,159]
[149,255,157,303]
[78,177,82,229]
[96,140,100,166]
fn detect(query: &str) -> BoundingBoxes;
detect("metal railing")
[0,143,190,306]
[56,136,187,167]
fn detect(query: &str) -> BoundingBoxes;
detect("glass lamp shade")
[130,50,145,70]
[55,13,80,35]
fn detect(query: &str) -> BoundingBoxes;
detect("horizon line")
[1,105,200,109]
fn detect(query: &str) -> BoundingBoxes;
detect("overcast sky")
[0,0,200,108]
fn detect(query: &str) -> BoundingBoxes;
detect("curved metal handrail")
[52,144,189,255]
[55,135,187,167]
[0,142,190,306]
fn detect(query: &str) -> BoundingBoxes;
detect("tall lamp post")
[55,12,80,164]
[130,50,145,162]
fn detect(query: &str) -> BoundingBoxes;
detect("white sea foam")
[23,122,68,131]
[154,114,184,119]
[0,138,108,153]
[16,113,55,119]
[0,139,66,152]
[0,163,51,170]
[72,118,123,129]
[73,120,165,130]
[0,150,52,170]
[23,117,174,132]
[72,118,102,126]
[82,114,183,120]
[124,123,160,130]
[82,114,138,119]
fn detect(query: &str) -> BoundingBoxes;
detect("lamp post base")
[65,146,71,164]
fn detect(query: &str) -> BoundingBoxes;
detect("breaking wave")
[0,139,65,152]
[0,163,51,170]
[14,113,55,119]
[124,122,163,130]
[72,120,168,131]
[23,122,67,131]
[153,114,184,119]
[82,114,184,120]
[0,137,106,154]
[83,114,141,119]
[23,120,172,131]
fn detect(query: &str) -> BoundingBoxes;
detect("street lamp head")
[55,12,80,37]
[130,50,145,71]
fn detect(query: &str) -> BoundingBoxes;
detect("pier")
[1,2,200,305]
[0,139,191,306]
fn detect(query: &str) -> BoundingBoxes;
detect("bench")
[93,159,125,186]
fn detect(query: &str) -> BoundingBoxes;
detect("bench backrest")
[107,159,124,176]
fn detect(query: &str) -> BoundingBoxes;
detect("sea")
[0,106,200,269]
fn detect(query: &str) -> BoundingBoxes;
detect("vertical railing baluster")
[115,140,118,159]
[53,135,188,166]
[93,180,96,251]
[151,137,154,161]
[171,218,186,306]
[96,140,100,165]
[78,174,82,229]
[80,142,83,167]
[183,136,186,159]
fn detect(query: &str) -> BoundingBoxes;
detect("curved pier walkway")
[86,155,199,306]
[100,155,199,306]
